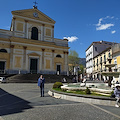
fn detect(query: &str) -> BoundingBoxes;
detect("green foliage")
[69,50,79,57]
[85,87,91,94]
[53,82,63,89]
[78,64,84,74]
[68,50,79,65]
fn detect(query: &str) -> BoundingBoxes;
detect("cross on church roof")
[33,0,38,9]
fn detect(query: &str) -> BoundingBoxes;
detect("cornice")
[9,37,69,50]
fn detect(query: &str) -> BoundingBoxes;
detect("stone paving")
[0,83,120,120]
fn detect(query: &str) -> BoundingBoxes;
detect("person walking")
[114,85,120,107]
[38,75,45,97]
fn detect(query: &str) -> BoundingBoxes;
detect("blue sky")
[0,0,120,58]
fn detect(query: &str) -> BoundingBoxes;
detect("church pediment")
[28,52,40,56]
[12,8,56,24]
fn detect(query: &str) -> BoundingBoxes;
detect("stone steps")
[6,74,73,83]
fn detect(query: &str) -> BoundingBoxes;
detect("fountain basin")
[61,83,112,95]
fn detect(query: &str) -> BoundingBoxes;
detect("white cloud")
[96,16,114,31]
[111,30,116,34]
[96,23,114,30]
[63,36,78,42]
[96,18,103,26]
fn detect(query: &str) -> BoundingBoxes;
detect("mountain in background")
[79,58,86,67]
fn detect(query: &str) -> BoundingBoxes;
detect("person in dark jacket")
[114,85,120,107]
[38,75,45,97]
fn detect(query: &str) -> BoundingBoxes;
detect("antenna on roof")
[33,0,38,9]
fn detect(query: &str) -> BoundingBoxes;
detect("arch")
[31,27,38,40]
[56,54,62,58]
[0,49,7,53]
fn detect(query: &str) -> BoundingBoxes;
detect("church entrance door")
[56,65,61,75]
[0,61,5,74]
[30,59,38,74]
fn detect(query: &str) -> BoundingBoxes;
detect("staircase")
[6,74,73,83]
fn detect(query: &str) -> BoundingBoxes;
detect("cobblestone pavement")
[0,83,120,120]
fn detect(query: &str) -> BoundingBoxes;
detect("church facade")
[0,7,69,75]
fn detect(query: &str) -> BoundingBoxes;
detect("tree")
[68,50,79,74]
[68,50,79,65]
[78,64,84,74]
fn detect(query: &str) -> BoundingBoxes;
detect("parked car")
[0,77,6,83]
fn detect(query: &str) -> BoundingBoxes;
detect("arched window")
[56,54,61,58]
[0,49,7,53]
[31,27,38,40]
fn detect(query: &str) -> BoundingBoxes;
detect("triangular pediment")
[12,8,56,24]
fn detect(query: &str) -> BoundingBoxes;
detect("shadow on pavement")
[0,88,33,116]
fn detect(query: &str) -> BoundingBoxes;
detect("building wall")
[86,45,93,77]
[86,41,113,78]
[93,48,112,80]
[112,44,120,82]
[0,8,69,75]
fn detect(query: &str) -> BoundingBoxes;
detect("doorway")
[0,61,5,74]
[56,65,61,74]
[30,58,38,74]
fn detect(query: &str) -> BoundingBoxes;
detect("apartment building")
[86,41,113,78]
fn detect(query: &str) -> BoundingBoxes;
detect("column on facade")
[52,26,54,42]
[23,46,27,71]
[52,50,55,71]
[42,49,45,70]
[12,17,16,36]
[25,20,28,38]
[10,45,14,70]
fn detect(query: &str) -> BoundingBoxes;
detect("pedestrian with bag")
[38,75,45,97]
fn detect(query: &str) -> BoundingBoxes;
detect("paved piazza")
[0,83,120,120]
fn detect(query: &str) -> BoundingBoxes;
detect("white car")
[0,77,6,83]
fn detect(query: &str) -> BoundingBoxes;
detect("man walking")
[38,75,45,97]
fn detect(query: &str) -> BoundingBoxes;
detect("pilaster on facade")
[25,20,28,39]
[23,46,27,70]
[38,30,41,40]
[42,24,45,41]
[63,51,68,72]
[10,45,15,69]
[42,48,45,70]
[12,17,16,36]
[52,26,54,42]
[52,50,55,71]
